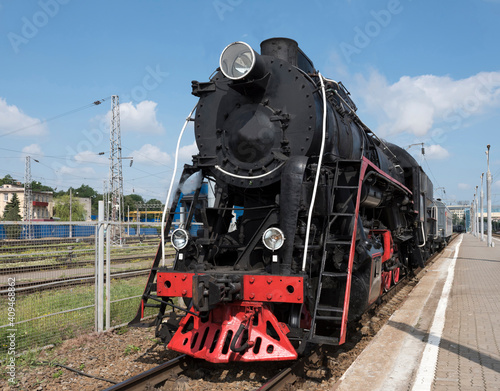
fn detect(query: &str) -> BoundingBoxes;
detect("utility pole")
[480,173,484,241]
[473,187,477,237]
[24,156,33,239]
[109,95,124,245]
[69,188,72,238]
[475,186,479,238]
[486,145,493,247]
[470,201,474,235]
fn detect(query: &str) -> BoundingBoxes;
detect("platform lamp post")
[476,186,480,238]
[472,192,476,236]
[486,145,493,247]
[471,200,475,235]
[480,173,484,241]
[474,186,478,237]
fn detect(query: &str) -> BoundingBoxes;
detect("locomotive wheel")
[392,267,400,284]
[383,271,392,292]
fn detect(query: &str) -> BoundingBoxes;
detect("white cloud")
[74,151,108,165]
[0,98,48,137]
[458,183,470,190]
[178,141,199,162]
[131,144,171,165]
[494,180,500,189]
[355,70,500,137]
[59,166,96,176]
[424,144,450,160]
[22,143,43,157]
[107,101,164,134]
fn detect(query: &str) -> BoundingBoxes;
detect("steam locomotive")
[131,38,450,363]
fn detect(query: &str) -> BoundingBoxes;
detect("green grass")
[123,344,140,356]
[0,275,159,355]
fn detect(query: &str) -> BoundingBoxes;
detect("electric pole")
[109,95,124,245]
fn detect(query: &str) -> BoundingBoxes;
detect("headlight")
[220,41,256,80]
[262,227,285,251]
[171,228,189,250]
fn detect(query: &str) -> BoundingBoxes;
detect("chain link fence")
[0,219,171,356]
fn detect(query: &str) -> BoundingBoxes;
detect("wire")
[302,73,327,272]
[161,104,198,266]
[37,361,117,384]
[422,155,443,192]
[121,145,174,168]
[0,147,109,165]
[0,97,109,138]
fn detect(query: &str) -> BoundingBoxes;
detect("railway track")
[0,252,164,275]
[0,235,160,250]
[103,354,188,391]
[0,268,152,295]
[0,242,160,260]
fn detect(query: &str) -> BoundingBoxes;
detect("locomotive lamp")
[262,227,285,251]
[171,228,189,250]
[220,41,264,80]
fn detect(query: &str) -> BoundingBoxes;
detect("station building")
[0,184,93,221]
[0,184,54,220]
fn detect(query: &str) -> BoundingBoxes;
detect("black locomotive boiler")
[131,38,440,363]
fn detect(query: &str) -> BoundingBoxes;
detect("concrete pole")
[474,186,478,237]
[480,173,484,241]
[97,200,104,332]
[69,188,72,238]
[471,202,474,235]
[105,220,111,330]
[136,207,140,236]
[476,188,479,238]
[487,145,493,247]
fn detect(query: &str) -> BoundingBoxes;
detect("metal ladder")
[309,159,365,345]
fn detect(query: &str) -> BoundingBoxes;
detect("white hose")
[301,73,327,271]
[161,104,197,266]
[214,162,285,179]
[417,222,427,248]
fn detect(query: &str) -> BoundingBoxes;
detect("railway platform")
[333,233,500,390]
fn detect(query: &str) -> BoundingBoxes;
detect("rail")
[103,354,188,391]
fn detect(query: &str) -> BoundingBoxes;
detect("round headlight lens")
[220,42,256,80]
[171,228,189,250]
[262,227,285,251]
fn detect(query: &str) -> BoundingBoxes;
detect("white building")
[0,184,54,220]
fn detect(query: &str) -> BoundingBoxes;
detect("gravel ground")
[2,327,177,390]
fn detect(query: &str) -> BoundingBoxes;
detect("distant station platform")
[333,233,500,390]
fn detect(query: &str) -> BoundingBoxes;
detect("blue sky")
[0,0,499,204]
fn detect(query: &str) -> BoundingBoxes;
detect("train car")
[433,199,453,249]
[131,38,438,363]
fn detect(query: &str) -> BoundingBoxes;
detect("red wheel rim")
[383,270,392,291]
[393,267,400,284]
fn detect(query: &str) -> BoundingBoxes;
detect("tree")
[3,194,22,221]
[0,175,14,186]
[146,198,163,211]
[2,193,22,239]
[74,184,99,216]
[53,195,86,221]
[123,194,145,216]
[31,181,54,192]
